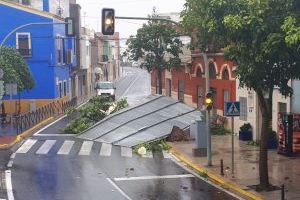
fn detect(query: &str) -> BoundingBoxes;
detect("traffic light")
[65,17,75,37]
[205,92,213,111]
[102,8,115,35]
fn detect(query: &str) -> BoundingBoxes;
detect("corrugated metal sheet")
[78,95,202,147]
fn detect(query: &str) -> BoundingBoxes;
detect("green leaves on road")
[62,96,128,134]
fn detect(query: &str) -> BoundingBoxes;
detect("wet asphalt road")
[8,67,242,200]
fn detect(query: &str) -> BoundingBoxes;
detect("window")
[58,82,62,98]
[196,68,202,77]
[62,38,66,64]
[209,63,216,79]
[156,78,159,94]
[223,90,229,109]
[86,45,90,56]
[16,33,32,57]
[166,79,172,97]
[278,102,287,113]
[178,80,185,102]
[63,81,67,96]
[22,0,30,5]
[56,38,63,64]
[222,68,230,80]
[239,97,248,121]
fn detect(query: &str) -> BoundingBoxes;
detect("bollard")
[220,159,224,176]
[281,184,285,200]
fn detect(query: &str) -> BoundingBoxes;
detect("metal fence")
[14,97,77,134]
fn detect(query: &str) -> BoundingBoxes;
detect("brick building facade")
[151,52,236,117]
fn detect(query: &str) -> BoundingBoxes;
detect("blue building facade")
[0,1,75,113]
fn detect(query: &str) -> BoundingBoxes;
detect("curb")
[0,117,54,150]
[170,149,265,200]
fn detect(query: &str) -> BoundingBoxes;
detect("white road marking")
[121,147,132,158]
[106,178,132,200]
[36,140,56,154]
[10,153,16,159]
[142,151,153,158]
[5,170,14,200]
[114,174,195,181]
[16,139,37,154]
[120,75,140,98]
[78,141,93,155]
[34,134,75,137]
[162,151,172,159]
[33,116,66,136]
[99,143,112,156]
[7,160,13,168]
[57,141,75,155]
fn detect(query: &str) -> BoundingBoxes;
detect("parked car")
[95,81,116,100]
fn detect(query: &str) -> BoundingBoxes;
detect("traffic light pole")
[115,16,179,26]
[203,52,212,166]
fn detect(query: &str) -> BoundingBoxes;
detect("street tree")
[0,46,35,92]
[181,0,300,190]
[126,19,183,94]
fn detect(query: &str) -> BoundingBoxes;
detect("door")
[178,80,185,102]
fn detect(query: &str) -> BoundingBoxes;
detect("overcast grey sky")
[77,0,186,39]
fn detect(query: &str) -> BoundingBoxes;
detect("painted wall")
[234,80,262,141]
[151,54,236,111]
[0,3,73,104]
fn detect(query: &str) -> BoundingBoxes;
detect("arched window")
[196,68,202,77]
[209,63,216,79]
[222,68,230,80]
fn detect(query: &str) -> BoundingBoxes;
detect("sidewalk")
[170,135,300,200]
[0,117,54,149]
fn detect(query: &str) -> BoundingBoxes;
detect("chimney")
[43,0,49,12]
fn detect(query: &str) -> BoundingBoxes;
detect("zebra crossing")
[15,139,171,160]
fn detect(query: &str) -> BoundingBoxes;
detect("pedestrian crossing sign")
[224,101,240,117]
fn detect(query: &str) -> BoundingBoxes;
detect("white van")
[95,81,116,100]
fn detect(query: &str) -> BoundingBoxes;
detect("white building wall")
[29,0,43,10]
[22,0,70,17]
[80,36,90,69]
[235,79,262,141]
[49,0,70,18]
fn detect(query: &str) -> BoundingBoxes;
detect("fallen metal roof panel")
[78,95,202,146]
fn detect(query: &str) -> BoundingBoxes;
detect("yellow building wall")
[1,96,70,115]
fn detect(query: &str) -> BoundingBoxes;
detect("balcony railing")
[17,48,32,57]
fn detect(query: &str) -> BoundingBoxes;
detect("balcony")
[17,48,32,57]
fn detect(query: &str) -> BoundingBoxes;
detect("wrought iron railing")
[14,97,77,134]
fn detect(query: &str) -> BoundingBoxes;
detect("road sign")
[5,83,18,96]
[224,101,240,117]
[0,80,4,97]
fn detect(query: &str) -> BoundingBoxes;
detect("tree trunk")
[256,89,272,190]
[157,69,163,95]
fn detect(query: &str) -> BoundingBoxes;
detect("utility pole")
[203,52,212,166]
